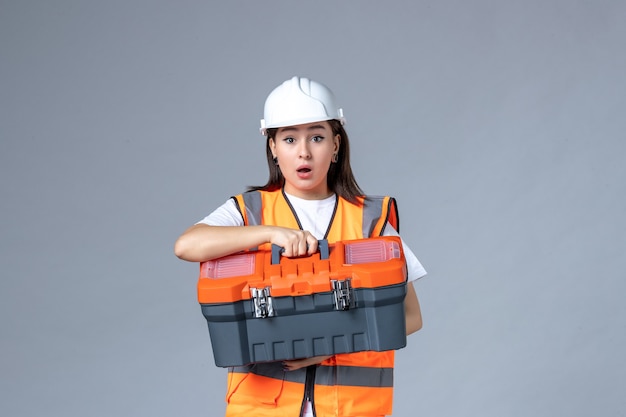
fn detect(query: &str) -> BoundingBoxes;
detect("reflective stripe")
[230,363,307,384]
[362,196,384,237]
[242,191,262,226]
[230,364,393,388]
[316,365,394,388]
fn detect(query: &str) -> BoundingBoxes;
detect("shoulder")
[196,198,242,226]
[362,195,395,203]
[233,189,281,208]
[360,195,399,234]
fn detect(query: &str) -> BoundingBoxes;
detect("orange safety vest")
[225,189,400,417]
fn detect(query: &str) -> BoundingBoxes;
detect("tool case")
[197,236,408,367]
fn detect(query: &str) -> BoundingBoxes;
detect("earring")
[332,153,338,163]
[273,157,278,165]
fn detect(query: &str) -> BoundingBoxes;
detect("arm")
[174,223,319,262]
[404,281,423,335]
[381,227,425,334]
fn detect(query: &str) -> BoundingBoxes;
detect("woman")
[175,76,426,417]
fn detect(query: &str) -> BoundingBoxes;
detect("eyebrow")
[279,124,327,133]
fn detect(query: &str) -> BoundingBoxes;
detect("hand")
[282,355,332,371]
[268,227,318,257]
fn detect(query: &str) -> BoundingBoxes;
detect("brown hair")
[247,120,364,204]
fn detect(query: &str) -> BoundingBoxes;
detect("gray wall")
[1,1,625,416]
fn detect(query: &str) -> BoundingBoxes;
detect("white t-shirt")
[197,193,427,282]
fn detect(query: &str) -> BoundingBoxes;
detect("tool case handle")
[271,239,329,265]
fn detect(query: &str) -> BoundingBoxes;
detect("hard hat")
[260,76,345,135]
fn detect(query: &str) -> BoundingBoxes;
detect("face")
[269,121,340,200]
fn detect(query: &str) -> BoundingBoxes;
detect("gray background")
[1,1,625,416]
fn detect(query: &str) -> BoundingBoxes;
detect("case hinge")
[331,279,353,311]
[250,287,274,318]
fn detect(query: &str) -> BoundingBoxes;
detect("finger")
[306,236,318,255]
[279,242,291,257]
[282,360,303,371]
[297,238,309,256]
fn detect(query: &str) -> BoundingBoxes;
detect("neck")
[283,185,334,200]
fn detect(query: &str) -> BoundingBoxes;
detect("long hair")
[247,120,364,204]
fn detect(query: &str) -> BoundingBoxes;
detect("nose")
[298,140,311,159]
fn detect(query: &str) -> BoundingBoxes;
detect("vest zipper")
[300,365,317,417]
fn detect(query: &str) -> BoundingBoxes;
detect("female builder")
[174,76,427,417]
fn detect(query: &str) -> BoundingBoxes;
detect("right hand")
[268,226,318,257]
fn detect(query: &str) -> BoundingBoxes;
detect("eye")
[283,136,295,144]
[310,135,324,143]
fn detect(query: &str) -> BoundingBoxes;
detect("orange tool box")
[198,236,408,367]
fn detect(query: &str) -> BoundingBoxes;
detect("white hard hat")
[260,76,345,135]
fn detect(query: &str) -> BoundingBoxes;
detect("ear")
[269,137,277,158]
[333,134,341,154]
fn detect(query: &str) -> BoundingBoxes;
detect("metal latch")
[331,279,353,311]
[251,287,274,318]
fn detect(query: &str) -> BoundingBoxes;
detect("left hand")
[282,355,332,371]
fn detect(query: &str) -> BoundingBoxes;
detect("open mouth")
[296,167,313,179]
